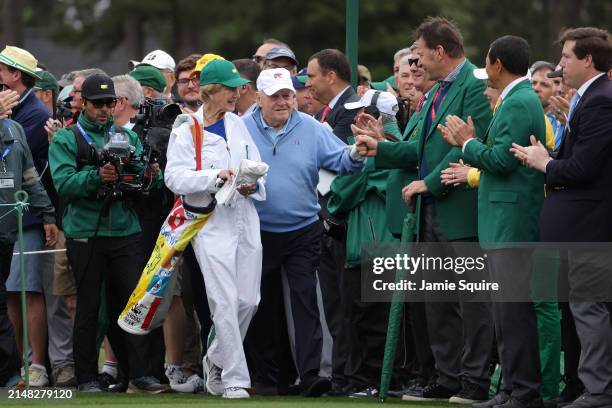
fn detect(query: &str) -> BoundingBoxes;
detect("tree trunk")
[1,0,24,46]
[124,14,143,61]
[172,0,208,61]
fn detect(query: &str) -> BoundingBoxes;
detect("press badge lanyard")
[76,122,109,147]
[0,144,13,172]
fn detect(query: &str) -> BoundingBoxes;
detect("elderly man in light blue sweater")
[242,68,363,397]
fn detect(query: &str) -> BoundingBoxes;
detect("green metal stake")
[345,0,359,89]
[15,190,30,389]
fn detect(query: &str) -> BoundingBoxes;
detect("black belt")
[182,198,216,214]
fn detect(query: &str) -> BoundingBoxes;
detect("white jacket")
[165,109,265,208]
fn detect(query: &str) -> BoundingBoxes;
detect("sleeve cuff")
[462,138,476,154]
[349,144,366,162]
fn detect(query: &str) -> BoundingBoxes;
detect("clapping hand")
[441,160,471,186]
[438,115,475,147]
[0,90,19,119]
[352,112,385,141]
[509,135,551,173]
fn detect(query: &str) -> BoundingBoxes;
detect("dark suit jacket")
[540,74,612,242]
[315,86,360,144]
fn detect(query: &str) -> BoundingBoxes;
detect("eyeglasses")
[89,99,117,108]
[176,78,199,86]
[408,58,419,67]
[252,55,264,64]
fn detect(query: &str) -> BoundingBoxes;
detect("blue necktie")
[557,93,580,149]
[554,124,565,150]
[567,93,580,122]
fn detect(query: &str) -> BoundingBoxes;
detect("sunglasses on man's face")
[252,55,264,64]
[408,58,420,67]
[90,99,117,108]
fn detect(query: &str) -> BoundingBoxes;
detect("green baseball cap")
[128,65,167,93]
[371,75,396,92]
[199,59,250,87]
[34,70,59,94]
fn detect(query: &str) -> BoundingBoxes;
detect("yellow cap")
[190,53,225,78]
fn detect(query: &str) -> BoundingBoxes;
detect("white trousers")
[192,200,262,388]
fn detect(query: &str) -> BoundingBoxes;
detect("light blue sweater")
[243,108,363,232]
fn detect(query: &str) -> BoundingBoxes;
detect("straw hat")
[0,46,42,80]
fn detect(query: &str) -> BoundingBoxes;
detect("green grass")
[0,392,454,408]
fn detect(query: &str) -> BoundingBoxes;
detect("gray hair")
[394,47,413,63]
[112,75,144,109]
[399,54,415,67]
[75,68,108,79]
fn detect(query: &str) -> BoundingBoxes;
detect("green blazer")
[377,108,423,236]
[375,60,492,240]
[463,79,546,245]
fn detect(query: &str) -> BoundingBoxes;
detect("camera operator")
[48,73,168,393]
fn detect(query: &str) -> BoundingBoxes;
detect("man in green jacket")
[439,36,546,408]
[48,74,167,393]
[355,17,493,404]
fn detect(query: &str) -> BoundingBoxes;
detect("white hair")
[112,75,144,109]
[394,47,413,63]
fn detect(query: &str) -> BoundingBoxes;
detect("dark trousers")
[343,266,401,388]
[566,250,612,394]
[183,243,212,352]
[558,252,584,397]
[407,301,436,381]
[318,234,351,383]
[247,221,324,383]
[67,234,156,384]
[420,201,493,392]
[487,249,541,400]
[0,241,20,385]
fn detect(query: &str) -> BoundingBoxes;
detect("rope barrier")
[12,248,67,256]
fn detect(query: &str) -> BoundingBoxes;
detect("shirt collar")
[500,76,529,100]
[328,86,351,109]
[576,72,605,99]
[259,110,290,134]
[441,58,467,87]
[17,88,34,106]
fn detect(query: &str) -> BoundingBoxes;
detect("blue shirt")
[258,111,290,144]
[243,107,364,232]
[204,118,226,140]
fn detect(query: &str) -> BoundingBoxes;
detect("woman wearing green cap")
[165,58,265,399]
